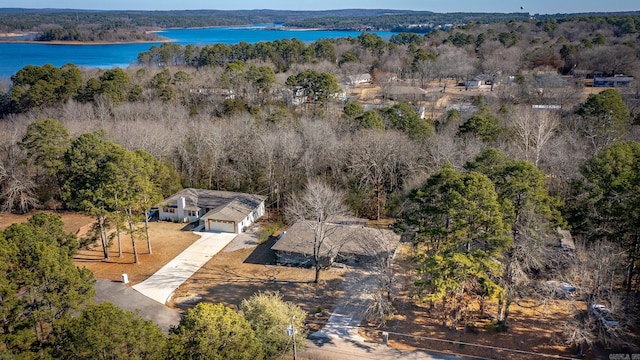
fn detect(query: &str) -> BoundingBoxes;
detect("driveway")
[94,279,180,334]
[132,231,237,304]
[304,270,464,360]
[310,270,374,341]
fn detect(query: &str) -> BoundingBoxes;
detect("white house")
[344,73,372,86]
[158,188,266,234]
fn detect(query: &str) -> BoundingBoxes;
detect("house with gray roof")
[271,218,401,267]
[593,75,633,87]
[158,188,265,234]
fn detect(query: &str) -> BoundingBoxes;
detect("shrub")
[241,291,307,359]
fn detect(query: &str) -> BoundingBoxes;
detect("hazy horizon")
[2,0,638,15]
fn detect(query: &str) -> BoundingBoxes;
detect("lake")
[0,25,397,78]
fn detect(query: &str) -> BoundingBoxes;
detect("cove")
[0,25,397,78]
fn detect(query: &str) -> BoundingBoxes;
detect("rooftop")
[271,219,400,259]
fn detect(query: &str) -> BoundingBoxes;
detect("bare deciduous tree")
[478,40,522,82]
[356,227,400,328]
[509,106,559,167]
[0,131,40,213]
[0,172,39,213]
[347,130,412,220]
[562,313,596,357]
[432,45,478,91]
[565,240,630,348]
[285,179,348,283]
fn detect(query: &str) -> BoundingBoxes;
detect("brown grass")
[0,213,608,358]
[358,243,585,360]
[169,236,347,331]
[0,210,93,233]
[73,221,201,284]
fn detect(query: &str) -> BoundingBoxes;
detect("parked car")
[589,304,619,328]
[545,280,577,297]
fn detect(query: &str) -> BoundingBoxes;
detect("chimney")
[177,196,186,221]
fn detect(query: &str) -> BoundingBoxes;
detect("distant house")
[446,103,479,114]
[386,86,428,101]
[532,104,562,110]
[289,85,345,106]
[189,88,235,100]
[534,73,567,88]
[290,86,307,106]
[593,76,633,87]
[363,104,387,111]
[462,80,482,88]
[345,73,372,86]
[158,188,265,234]
[271,218,401,267]
[460,75,494,88]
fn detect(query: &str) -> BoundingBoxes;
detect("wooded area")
[1,12,640,358]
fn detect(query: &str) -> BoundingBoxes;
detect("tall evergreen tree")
[569,141,640,291]
[50,302,166,360]
[62,132,116,259]
[0,213,94,356]
[405,164,511,329]
[466,148,565,328]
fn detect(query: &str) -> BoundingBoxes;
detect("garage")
[207,219,235,233]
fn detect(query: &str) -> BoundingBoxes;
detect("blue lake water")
[0,26,397,78]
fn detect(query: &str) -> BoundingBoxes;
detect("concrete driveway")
[132,231,237,304]
[305,270,465,360]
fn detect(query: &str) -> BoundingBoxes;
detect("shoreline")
[0,29,170,45]
[0,24,333,45]
[0,38,171,45]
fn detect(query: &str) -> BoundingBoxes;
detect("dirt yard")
[0,212,346,329]
[0,210,93,233]
[0,212,598,357]
[360,243,585,360]
[0,211,201,285]
[169,235,347,332]
[73,221,201,284]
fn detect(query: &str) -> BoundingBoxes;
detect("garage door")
[207,219,235,233]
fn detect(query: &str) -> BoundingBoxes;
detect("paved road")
[302,336,465,360]
[132,231,237,304]
[94,279,180,334]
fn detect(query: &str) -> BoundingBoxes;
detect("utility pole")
[275,182,280,213]
[287,316,297,360]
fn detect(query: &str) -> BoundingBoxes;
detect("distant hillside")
[1,8,639,41]
[0,8,423,32]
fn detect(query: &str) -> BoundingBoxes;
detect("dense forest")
[0,8,423,42]
[1,12,640,358]
[2,8,639,41]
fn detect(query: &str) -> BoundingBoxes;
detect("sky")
[3,0,639,14]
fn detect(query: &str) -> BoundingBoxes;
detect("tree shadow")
[243,236,277,265]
